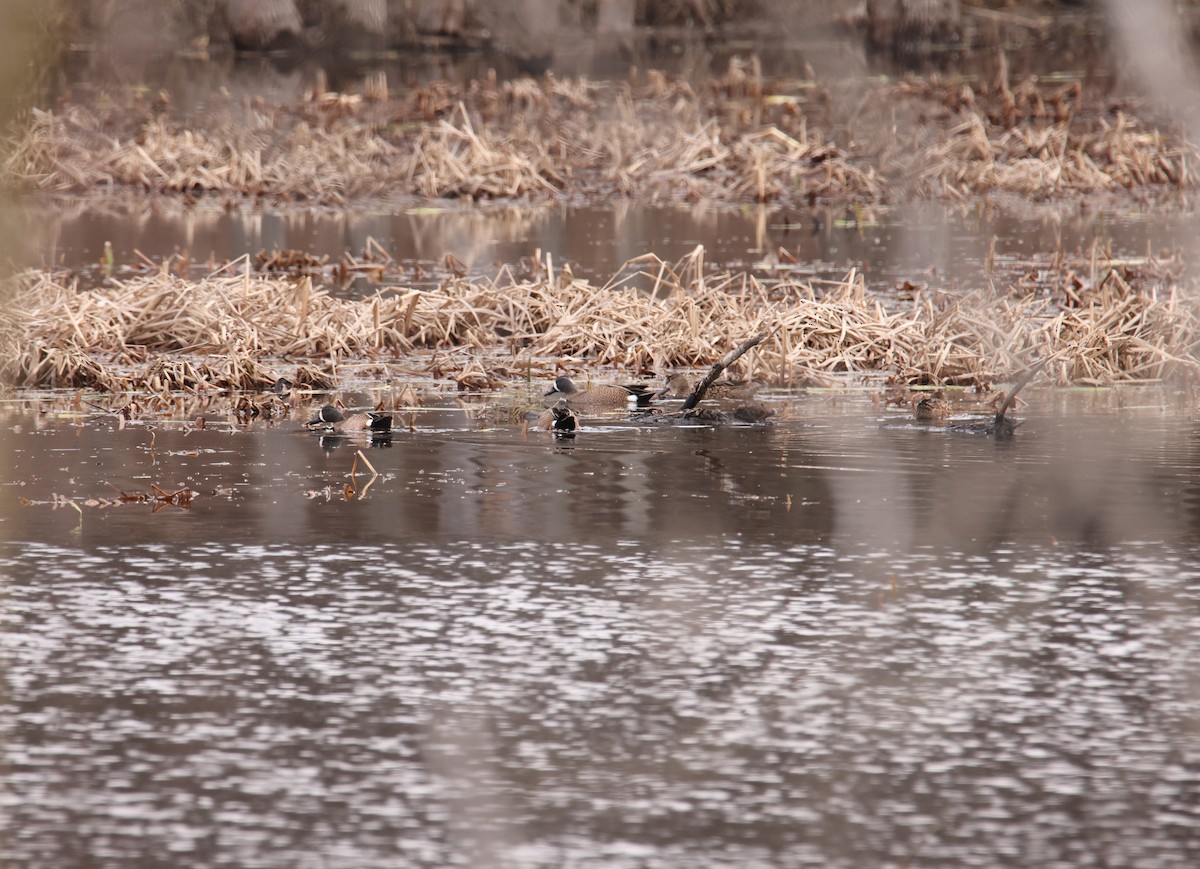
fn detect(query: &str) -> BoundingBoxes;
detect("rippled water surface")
[2,390,1200,867]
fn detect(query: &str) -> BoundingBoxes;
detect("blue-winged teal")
[913,394,951,420]
[657,372,758,401]
[534,399,579,436]
[545,375,652,410]
[307,405,392,434]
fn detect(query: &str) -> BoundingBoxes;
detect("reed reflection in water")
[9,197,1200,301]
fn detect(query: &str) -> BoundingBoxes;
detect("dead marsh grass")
[918,111,1197,199]
[871,67,1200,199]
[3,247,1198,393]
[10,60,1186,207]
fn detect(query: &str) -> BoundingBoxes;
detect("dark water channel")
[2,387,1200,867]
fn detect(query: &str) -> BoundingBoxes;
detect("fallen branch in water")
[950,355,1053,438]
[681,333,768,411]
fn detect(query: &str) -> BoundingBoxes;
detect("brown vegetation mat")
[6,59,1192,206]
[2,248,1197,393]
[916,111,1195,199]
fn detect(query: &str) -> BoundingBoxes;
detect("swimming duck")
[307,405,392,434]
[534,399,579,436]
[545,375,652,410]
[913,394,951,421]
[657,372,758,401]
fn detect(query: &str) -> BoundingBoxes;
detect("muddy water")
[2,388,1200,867]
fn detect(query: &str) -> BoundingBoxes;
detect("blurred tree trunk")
[227,0,303,50]
[298,0,387,35]
[865,0,961,52]
[473,0,559,71]
[336,0,385,32]
[406,0,472,35]
[597,0,635,36]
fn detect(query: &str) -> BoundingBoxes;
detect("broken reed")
[6,61,1191,206]
[2,248,1197,392]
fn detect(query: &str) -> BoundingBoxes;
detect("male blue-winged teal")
[307,405,392,434]
[534,399,579,436]
[657,372,758,401]
[913,394,951,420]
[545,375,652,411]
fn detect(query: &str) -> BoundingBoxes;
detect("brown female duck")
[657,372,758,402]
[913,394,951,421]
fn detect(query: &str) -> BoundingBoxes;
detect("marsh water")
[5,189,1200,868]
[6,192,1200,868]
[7,21,1200,863]
[3,385,1200,868]
[12,196,1200,297]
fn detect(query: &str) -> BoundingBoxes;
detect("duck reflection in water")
[317,433,393,452]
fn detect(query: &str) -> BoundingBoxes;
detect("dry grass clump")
[920,112,1198,199]
[0,269,319,389]
[873,59,1199,198]
[4,104,557,202]
[1043,267,1200,384]
[3,248,1198,392]
[900,290,1039,384]
[0,65,892,206]
[8,342,277,392]
[19,345,122,391]
[406,107,564,199]
[600,119,882,203]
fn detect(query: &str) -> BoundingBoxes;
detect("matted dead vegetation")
[917,111,1197,199]
[2,247,1197,393]
[9,56,1188,207]
[874,65,1200,198]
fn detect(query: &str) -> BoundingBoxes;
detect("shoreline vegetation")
[2,244,1196,395]
[5,60,1194,208]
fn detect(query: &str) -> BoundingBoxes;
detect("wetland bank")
[3,2,1200,867]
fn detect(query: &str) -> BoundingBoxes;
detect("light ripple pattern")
[1,540,1199,868]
